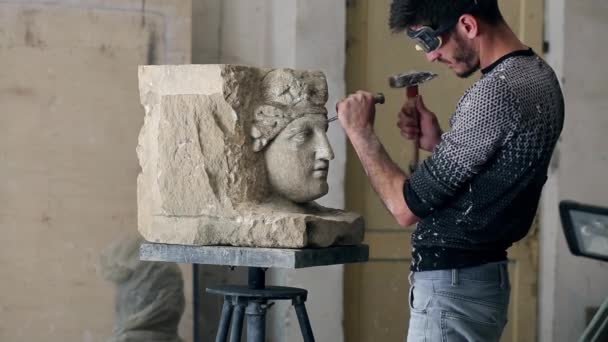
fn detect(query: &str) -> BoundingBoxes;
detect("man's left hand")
[336,90,376,136]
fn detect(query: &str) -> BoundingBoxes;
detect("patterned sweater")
[404,49,564,271]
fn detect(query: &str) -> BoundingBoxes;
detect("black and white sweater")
[405,49,564,271]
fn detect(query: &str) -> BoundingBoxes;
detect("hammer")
[389,71,437,173]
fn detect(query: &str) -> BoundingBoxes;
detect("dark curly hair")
[389,0,504,33]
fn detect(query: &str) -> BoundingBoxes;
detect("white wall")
[192,1,347,341]
[540,0,608,341]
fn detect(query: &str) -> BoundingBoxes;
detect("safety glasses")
[406,19,457,53]
[405,0,479,53]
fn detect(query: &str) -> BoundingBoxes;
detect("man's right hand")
[397,95,443,152]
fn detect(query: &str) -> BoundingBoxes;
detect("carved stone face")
[264,114,334,203]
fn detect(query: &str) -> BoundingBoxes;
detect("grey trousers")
[406,262,510,342]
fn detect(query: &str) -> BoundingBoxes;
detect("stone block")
[137,65,364,248]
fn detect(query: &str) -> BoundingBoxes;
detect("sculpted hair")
[389,0,504,32]
[250,69,328,152]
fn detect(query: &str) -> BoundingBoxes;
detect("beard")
[450,33,480,78]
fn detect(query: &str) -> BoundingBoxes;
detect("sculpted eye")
[290,129,312,142]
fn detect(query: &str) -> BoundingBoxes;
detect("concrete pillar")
[191,1,346,341]
[540,0,608,341]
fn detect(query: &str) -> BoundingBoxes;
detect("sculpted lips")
[313,160,329,178]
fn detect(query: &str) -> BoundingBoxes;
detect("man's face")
[264,115,334,203]
[410,23,480,79]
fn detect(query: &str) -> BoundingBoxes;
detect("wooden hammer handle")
[407,85,420,173]
[407,86,419,98]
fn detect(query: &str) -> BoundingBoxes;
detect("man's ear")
[458,14,478,39]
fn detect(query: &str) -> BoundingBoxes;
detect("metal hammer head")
[389,71,438,88]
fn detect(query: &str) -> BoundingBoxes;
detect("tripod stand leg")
[293,298,315,342]
[215,297,234,342]
[229,299,246,342]
[246,300,267,342]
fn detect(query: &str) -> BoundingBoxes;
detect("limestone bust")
[137,64,364,248]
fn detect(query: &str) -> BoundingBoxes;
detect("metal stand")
[207,267,315,342]
[139,243,369,342]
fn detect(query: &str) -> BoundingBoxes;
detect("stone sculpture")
[100,235,185,342]
[137,65,364,248]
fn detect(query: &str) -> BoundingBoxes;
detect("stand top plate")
[140,243,369,269]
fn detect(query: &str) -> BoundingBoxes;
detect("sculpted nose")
[316,132,334,161]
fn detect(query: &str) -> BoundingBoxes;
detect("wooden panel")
[346,0,545,229]
[346,231,538,342]
[506,223,541,341]
[345,0,544,341]
[346,232,412,342]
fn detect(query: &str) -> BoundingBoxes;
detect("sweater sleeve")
[404,77,520,218]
